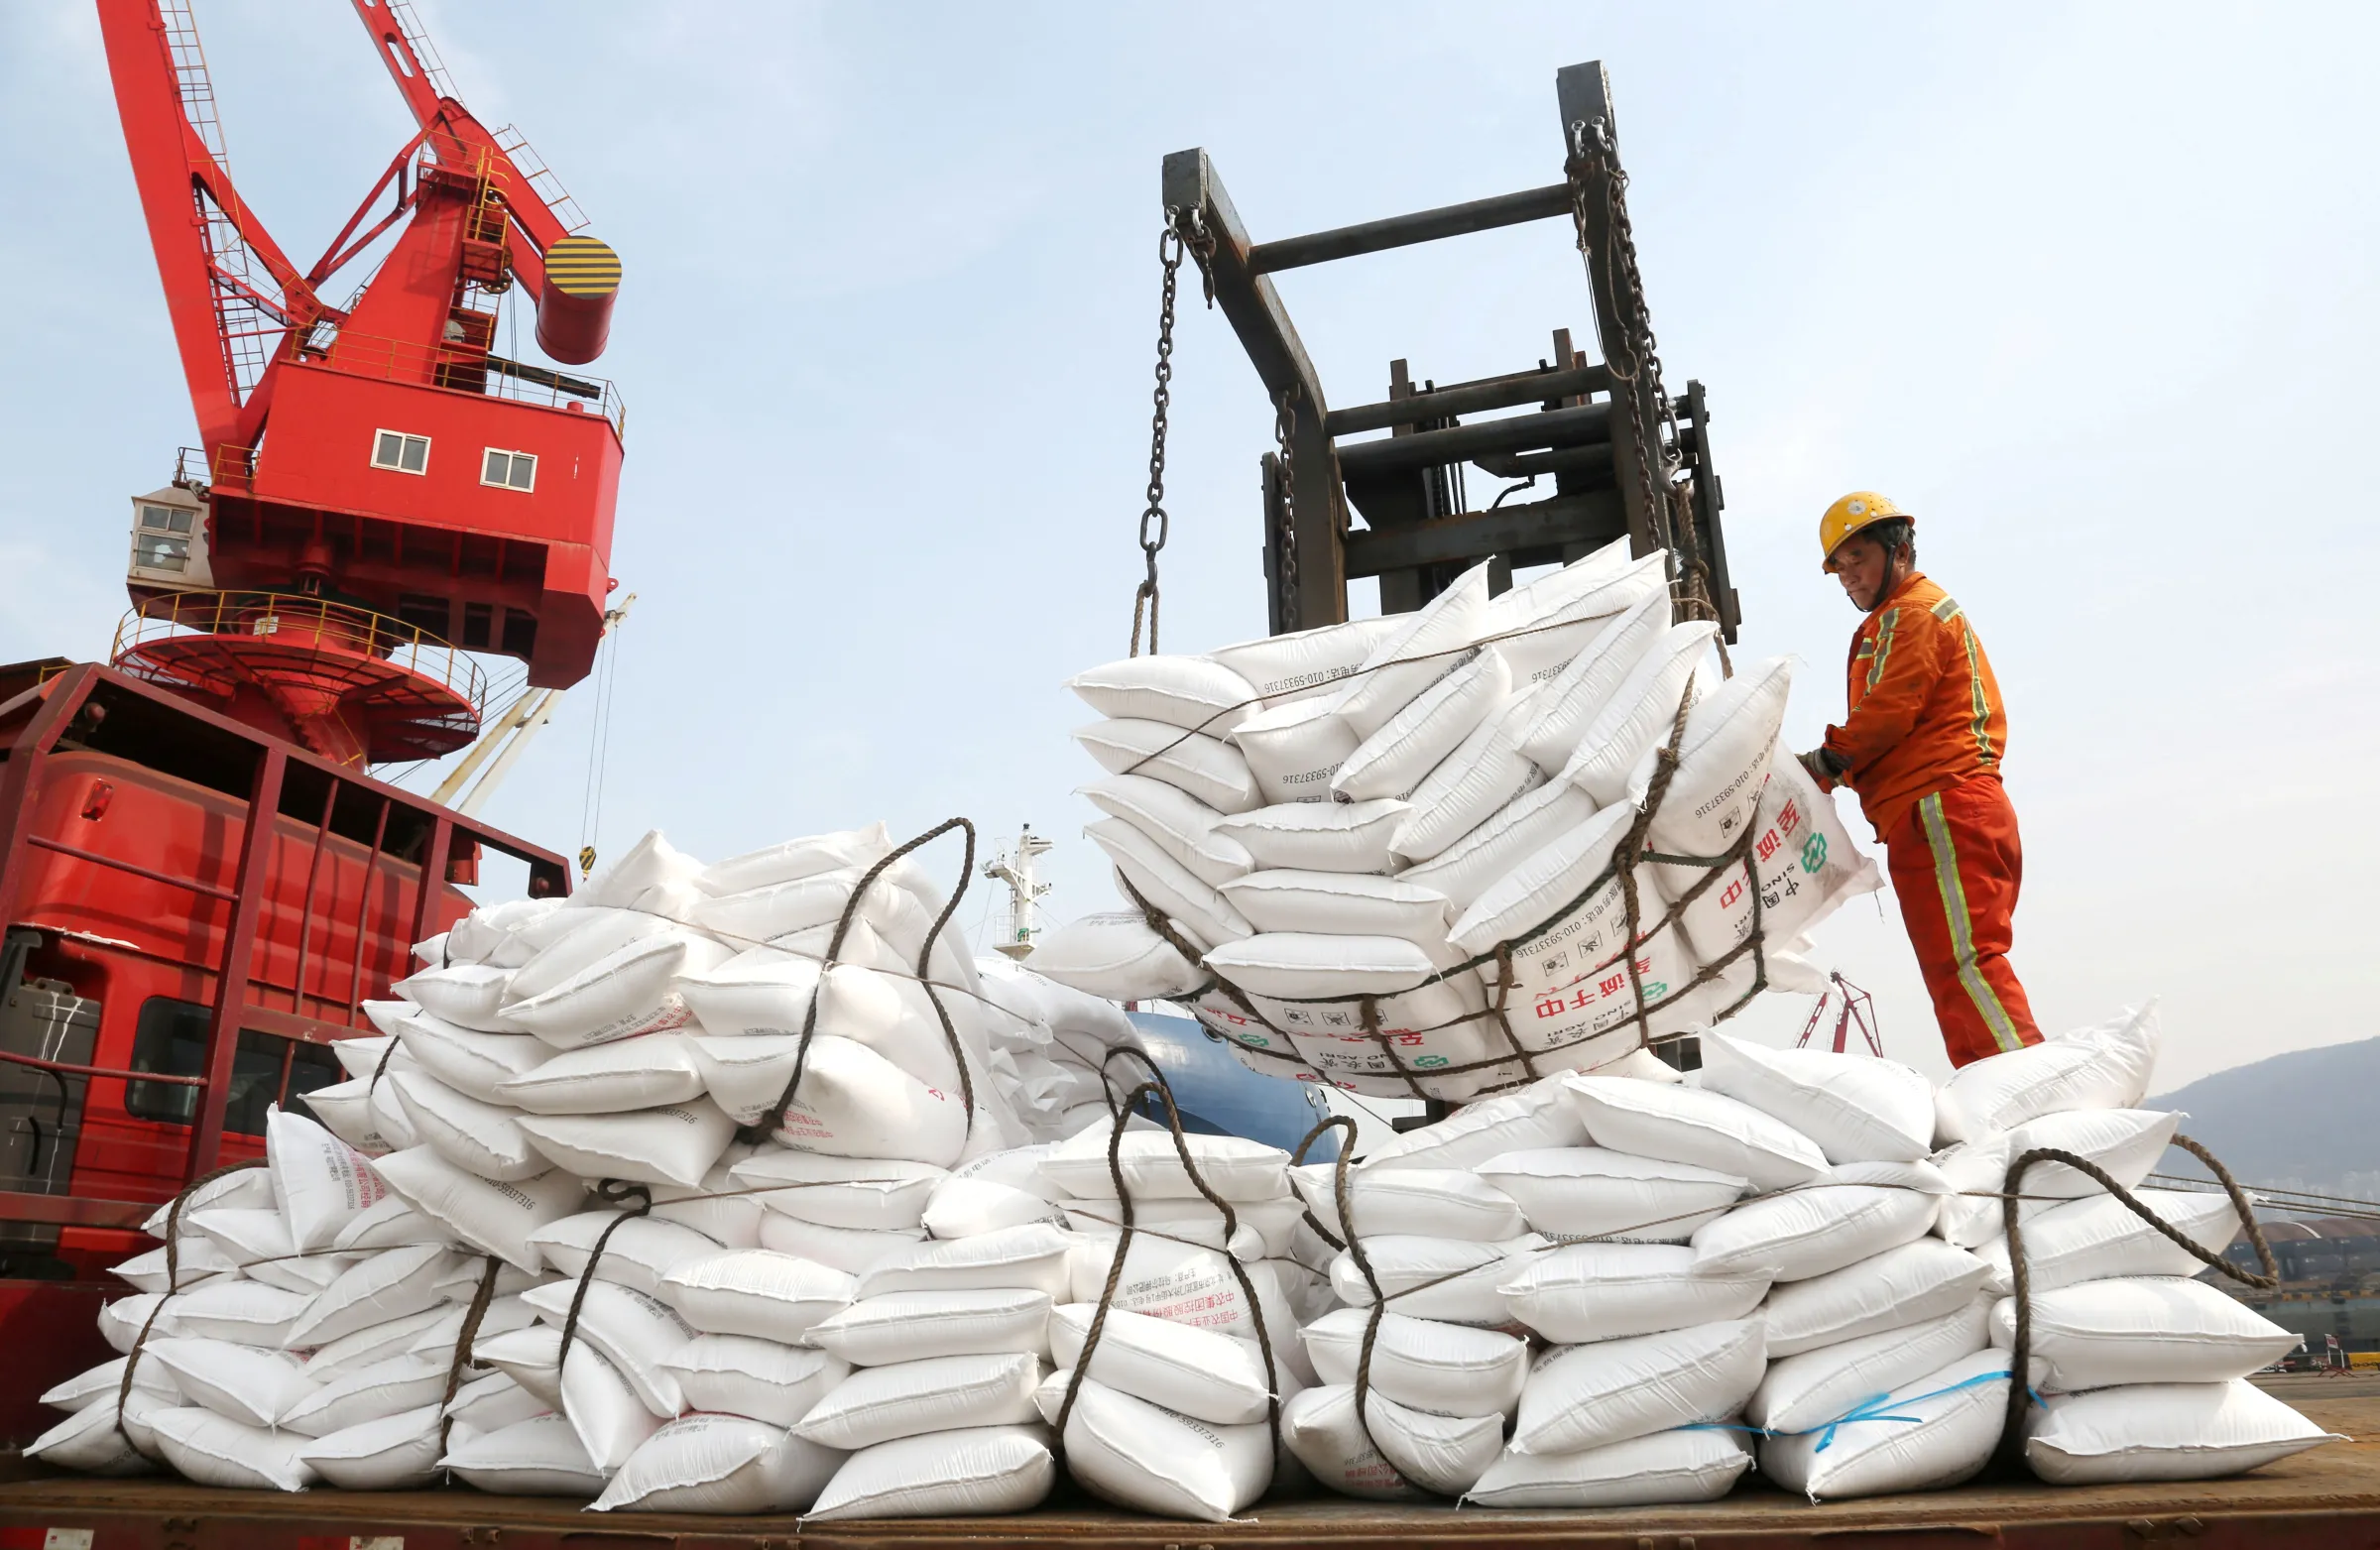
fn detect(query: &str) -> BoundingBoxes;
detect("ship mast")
[983,825,1053,960]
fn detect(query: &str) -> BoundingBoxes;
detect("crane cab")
[124,484,211,595]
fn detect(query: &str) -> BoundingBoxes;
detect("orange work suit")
[1822,572,2041,1067]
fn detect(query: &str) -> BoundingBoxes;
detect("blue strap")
[1794,1369,2015,1454]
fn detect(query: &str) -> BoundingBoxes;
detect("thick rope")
[1996,1134,2278,1462]
[1049,1060,1284,1464]
[116,1158,267,1443]
[437,1253,505,1452]
[745,818,978,1145]
[553,1178,654,1372]
[1291,1114,1426,1494]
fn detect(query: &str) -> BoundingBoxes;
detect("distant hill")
[2153,1038,2380,1200]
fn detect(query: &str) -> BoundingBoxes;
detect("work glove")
[1796,748,1846,790]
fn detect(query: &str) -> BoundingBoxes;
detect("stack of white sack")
[1918,1007,2337,1489]
[1037,542,1881,1104]
[1032,1117,1331,1520]
[30,1105,558,1491]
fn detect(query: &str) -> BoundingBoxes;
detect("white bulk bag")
[296,1078,395,1154]
[1332,563,1494,739]
[1290,1164,1526,1243]
[721,1035,968,1167]
[1398,778,1602,913]
[806,1289,1053,1367]
[1365,1075,1589,1172]
[1989,1276,2302,1390]
[756,1214,923,1275]
[386,1069,545,1183]
[559,1341,663,1470]
[860,1222,1073,1298]
[1079,774,1255,887]
[1388,687,1548,865]
[1229,697,1361,806]
[1211,798,1409,874]
[1749,1300,1992,1435]
[690,872,901,954]
[660,1334,848,1427]
[143,1165,274,1237]
[444,1371,546,1434]
[1046,1303,1272,1426]
[369,1146,585,1271]
[696,823,892,897]
[394,963,513,1031]
[730,1150,944,1231]
[520,1279,696,1417]
[472,1326,565,1409]
[1689,1161,1946,1281]
[572,830,705,910]
[26,1394,166,1475]
[1279,1382,1502,1498]
[267,1105,391,1251]
[1565,1075,1831,1191]
[2025,1380,2339,1485]
[1630,656,1793,860]
[111,1239,237,1295]
[924,1176,1068,1239]
[1086,818,1253,951]
[276,1355,447,1439]
[297,1404,447,1490]
[526,1212,723,1301]
[1040,1127,1289,1204]
[1477,1146,1743,1243]
[804,1423,1056,1520]
[1329,1235,1542,1327]
[1763,1238,1995,1356]
[501,932,728,1050]
[649,1159,765,1250]
[1063,1236,1286,1339]
[1974,1189,2243,1295]
[1207,615,1405,704]
[1934,1108,2185,1249]
[1935,1003,2162,1144]
[505,906,676,997]
[1036,1370,1271,1521]
[1659,749,1881,968]
[1300,1309,1527,1417]
[146,1406,316,1491]
[317,1304,489,1379]
[1511,1319,1765,1455]
[1220,870,1454,945]
[1758,1348,2011,1500]
[438,1412,609,1495]
[1028,911,1206,1002]
[167,1280,313,1348]
[1698,1034,1935,1165]
[660,1249,854,1342]
[98,1292,180,1355]
[1556,621,1718,801]
[285,1242,450,1349]
[496,1034,706,1115]
[1512,589,1675,775]
[1466,1426,1753,1508]
[368,1072,424,1151]
[1056,1200,1264,1261]
[592,1412,842,1513]
[1332,648,1511,802]
[389,1011,548,1103]
[1074,719,1261,814]
[794,1351,1045,1450]
[331,1193,454,1252]
[41,1354,177,1413]
[145,1338,314,1428]
[1067,655,1259,733]
[1499,1242,1768,1344]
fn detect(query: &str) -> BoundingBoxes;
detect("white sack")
[803,1423,1055,1520]
[1211,798,1409,875]
[1511,1319,1765,1455]
[1990,1276,2303,1390]
[1499,1241,1768,1344]
[1466,1427,1752,1509]
[2025,1380,2338,1485]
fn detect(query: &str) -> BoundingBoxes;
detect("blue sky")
[4,3,2374,1092]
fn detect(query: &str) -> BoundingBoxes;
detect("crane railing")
[111,590,489,719]
[290,325,626,437]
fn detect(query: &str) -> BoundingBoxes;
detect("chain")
[1128,209,1215,658]
[1272,384,1301,634]
[1567,115,1726,657]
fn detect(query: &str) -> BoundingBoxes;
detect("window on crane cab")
[122,999,344,1135]
[481,448,536,491]
[372,430,430,475]
[134,504,192,571]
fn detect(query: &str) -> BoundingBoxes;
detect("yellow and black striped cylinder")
[536,234,621,365]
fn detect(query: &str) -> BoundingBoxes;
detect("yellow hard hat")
[1819,491,1912,572]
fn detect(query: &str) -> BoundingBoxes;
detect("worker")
[1796,493,2042,1067]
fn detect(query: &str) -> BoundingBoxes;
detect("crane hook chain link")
[1271,384,1301,634]
[1566,115,1726,661]
[1130,206,1215,657]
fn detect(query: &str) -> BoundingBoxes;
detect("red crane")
[95,0,626,766]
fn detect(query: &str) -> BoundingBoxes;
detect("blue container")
[1116,1012,1341,1163]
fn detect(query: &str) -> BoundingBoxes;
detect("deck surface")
[4,1385,2376,1546]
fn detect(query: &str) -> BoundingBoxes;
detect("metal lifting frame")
[1163,60,1739,639]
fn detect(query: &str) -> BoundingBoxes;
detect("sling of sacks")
[1036,539,1879,1103]
[27,825,1210,1516]
[1276,1006,2339,1506]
